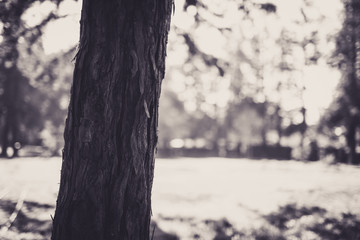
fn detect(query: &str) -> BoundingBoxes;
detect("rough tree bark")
[51,0,173,239]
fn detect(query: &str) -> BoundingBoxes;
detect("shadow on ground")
[200,204,360,240]
[0,199,53,240]
[156,204,360,240]
[0,199,179,240]
[262,204,360,240]
[1,199,360,240]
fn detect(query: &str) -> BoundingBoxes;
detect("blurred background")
[0,0,360,239]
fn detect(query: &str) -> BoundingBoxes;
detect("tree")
[51,0,173,239]
[0,0,63,157]
[166,0,278,152]
[328,0,360,164]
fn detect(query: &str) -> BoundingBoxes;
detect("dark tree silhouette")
[0,0,63,157]
[51,0,173,239]
[0,1,33,157]
[330,0,360,164]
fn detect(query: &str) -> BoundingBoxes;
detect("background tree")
[0,0,65,157]
[51,0,173,239]
[324,0,360,164]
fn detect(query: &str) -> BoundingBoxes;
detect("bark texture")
[51,0,173,239]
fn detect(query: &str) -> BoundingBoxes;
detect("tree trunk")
[342,0,360,165]
[51,1,173,239]
[0,66,20,158]
[259,102,267,146]
[274,106,282,146]
[0,121,9,157]
[299,106,307,159]
[346,115,357,164]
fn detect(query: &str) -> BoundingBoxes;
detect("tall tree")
[51,0,173,239]
[0,0,62,157]
[331,0,360,164]
[0,1,32,157]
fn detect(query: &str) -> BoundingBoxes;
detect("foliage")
[0,0,73,156]
[0,0,350,160]
[322,0,360,163]
[160,0,342,159]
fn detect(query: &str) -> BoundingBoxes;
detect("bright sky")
[22,0,81,54]
[278,0,343,124]
[22,0,344,125]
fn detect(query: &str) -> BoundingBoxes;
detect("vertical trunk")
[0,66,20,158]
[299,106,307,159]
[343,0,360,164]
[346,115,357,164]
[275,106,282,146]
[10,109,19,158]
[0,120,9,157]
[0,67,11,158]
[8,67,20,158]
[259,102,267,146]
[51,1,173,240]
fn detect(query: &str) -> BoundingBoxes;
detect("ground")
[0,157,360,239]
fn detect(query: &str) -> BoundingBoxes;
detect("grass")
[0,157,360,239]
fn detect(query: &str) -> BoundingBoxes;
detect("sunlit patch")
[59,96,69,110]
[4,61,13,69]
[334,127,344,136]
[184,100,197,112]
[6,147,13,157]
[170,139,184,148]
[39,0,81,54]
[194,25,228,59]
[172,8,195,30]
[186,5,197,17]
[42,17,80,54]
